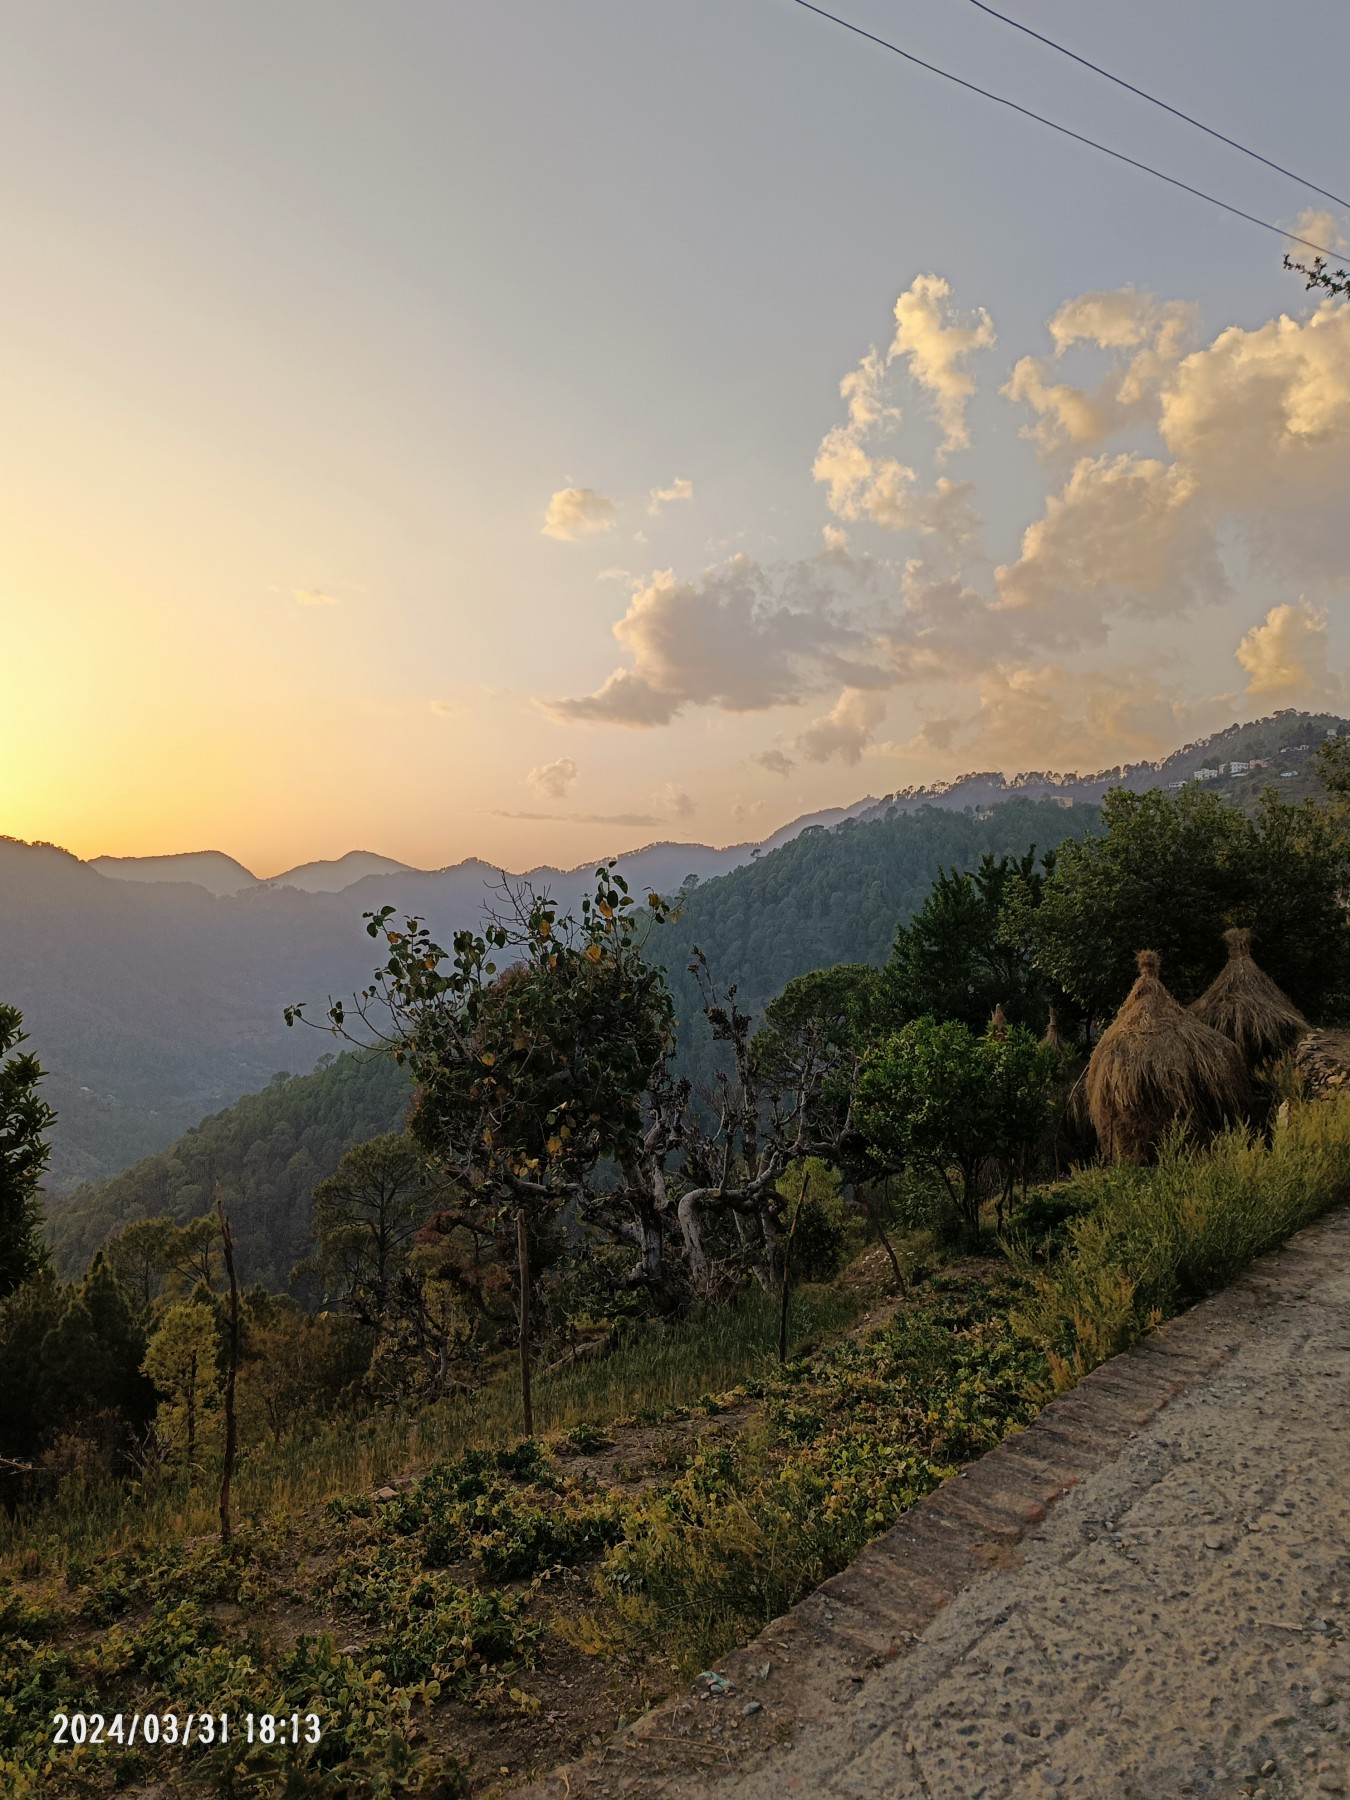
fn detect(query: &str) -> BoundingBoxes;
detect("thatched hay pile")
[1190,927,1307,1070]
[1043,1006,1068,1055]
[1294,1028,1350,1100]
[1086,949,1251,1164]
[987,1002,1008,1038]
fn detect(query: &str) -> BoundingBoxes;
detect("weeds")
[3,1102,1347,1794]
[1018,1098,1350,1382]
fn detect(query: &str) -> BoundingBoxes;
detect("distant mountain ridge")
[82,797,886,899]
[48,796,1092,1284]
[852,710,1347,820]
[82,710,1344,901]
[89,850,260,897]
[7,711,1341,1195]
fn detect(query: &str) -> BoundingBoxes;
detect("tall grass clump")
[1020,1096,1350,1383]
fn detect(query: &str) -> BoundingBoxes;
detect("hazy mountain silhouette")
[89,850,260,897]
[7,711,1341,1194]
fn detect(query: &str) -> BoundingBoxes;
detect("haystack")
[1189,928,1307,1070]
[988,1002,1008,1038]
[1043,1006,1068,1055]
[1086,949,1251,1164]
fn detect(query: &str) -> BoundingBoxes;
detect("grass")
[0,1282,860,1572]
[4,1096,1349,1797]
[1017,1096,1350,1381]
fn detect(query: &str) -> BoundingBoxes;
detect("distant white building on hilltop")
[1194,767,1220,781]
[1228,761,1251,776]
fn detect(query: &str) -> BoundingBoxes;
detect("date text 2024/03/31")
[51,1712,323,1748]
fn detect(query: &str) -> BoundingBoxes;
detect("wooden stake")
[216,1187,240,1545]
[516,1207,534,1437]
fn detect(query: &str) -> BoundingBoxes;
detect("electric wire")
[789,0,1347,262]
[967,0,1350,213]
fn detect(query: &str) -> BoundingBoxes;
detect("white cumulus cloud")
[542,487,617,541]
[1004,289,1198,454]
[526,756,579,800]
[1236,600,1344,702]
[891,274,996,456]
[796,688,888,765]
[541,556,871,727]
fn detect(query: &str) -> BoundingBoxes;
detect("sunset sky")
[4,0,1349,876]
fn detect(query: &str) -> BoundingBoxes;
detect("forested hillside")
[45,796,1097,1282]
[45,1051,411,1288]
[653,796,1100,1078]
[0,838,753,1190]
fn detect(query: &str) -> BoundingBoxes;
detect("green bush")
[599,1288,1048,1672]
[1019,1097,1350,1381]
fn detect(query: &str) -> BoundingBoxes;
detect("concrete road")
[517,1208,1350,1800]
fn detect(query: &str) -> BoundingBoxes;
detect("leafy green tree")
[104,1215,179,1314]
[142,1300,221,1481]
[857,1019,1058,1242]
[1013,785,1350,1024]
[1319,731,1350,809]
[0,1259,154,1461]
[755,964,909,1287]
[886,851,1055,1030]
[291,865,675,1433]
[239,1298,370,1444]
[311,1133,428,1323]
[0,1004,56,1298]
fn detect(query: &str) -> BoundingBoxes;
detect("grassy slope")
[5,1098,1349,1798]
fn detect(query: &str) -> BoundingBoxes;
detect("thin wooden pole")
[216,1188,240,1545]
[516,1207,534,1437]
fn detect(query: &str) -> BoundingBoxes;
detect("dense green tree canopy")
[857,1019,1060,1241]
[886,850,1056,1031]
[1014,786,1350,1024]
[47,1051,411,1288]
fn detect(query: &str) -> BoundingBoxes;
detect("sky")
[3,0,1349,876]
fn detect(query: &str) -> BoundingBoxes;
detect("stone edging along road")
[510,1208,1350,1799]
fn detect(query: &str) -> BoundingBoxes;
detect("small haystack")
[988,1002,1008,1038]
[1043,1006,1068,1055]
[1086,949,1251,1164]
[1190,927,1307,1070]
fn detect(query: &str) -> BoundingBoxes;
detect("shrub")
[1019,1097,1350,1382]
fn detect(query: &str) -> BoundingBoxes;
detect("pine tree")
[0,1004,55,1298]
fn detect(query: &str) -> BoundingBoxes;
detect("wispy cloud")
[656,781,695,819]
[648,476,694,516]
[490,809,660,827]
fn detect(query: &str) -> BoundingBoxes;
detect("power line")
[789,0,1347,263]
[967,0,1350,212]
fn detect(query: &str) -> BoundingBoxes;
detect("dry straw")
[1086,949,1251,1164]
[1189,927,1307,1070]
